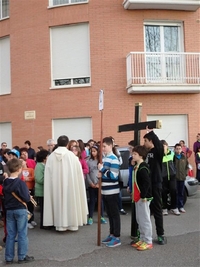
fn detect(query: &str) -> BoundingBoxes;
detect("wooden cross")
[118,103,162,145]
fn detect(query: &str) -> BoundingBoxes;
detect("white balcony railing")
[126,52,200,90]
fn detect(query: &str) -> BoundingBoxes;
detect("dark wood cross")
[118,103,162,145]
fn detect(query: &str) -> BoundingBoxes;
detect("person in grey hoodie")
[86,145,107,225]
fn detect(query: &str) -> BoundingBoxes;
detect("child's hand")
[146,126,153,133]
[97,172,102,179]
[3,173,8,179]
[127,186,130,193]
[98,163,103,170]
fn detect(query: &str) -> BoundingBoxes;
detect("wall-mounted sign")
[24,111,36,120]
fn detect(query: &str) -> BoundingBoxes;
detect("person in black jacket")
[143,130,166,245]
[3,158,34,264]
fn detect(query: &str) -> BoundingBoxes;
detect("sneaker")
[130,236,139,245]
[157,235,167,245]
[137,242,153,251]
[87,218,93,225]
[18,255,34,264]
[179,208,186,213]
[106,237,121,248]
[162,209,168,216]
[101,217,107,224]
[131,240,143,248]
[6,260,13,265]
[102,235,113,244]
[170,208,180,216]
[119,209,127,215]
[27,223,34,229]
[31,221,37,226]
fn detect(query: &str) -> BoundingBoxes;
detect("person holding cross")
[143,129,167,245]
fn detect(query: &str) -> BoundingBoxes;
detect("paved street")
[0,187,200,267]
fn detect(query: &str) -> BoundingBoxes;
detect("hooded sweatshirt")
[3,177,30,210]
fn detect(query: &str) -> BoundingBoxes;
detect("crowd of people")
[0,131,199,263]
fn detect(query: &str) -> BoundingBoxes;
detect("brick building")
[0,0,199,158]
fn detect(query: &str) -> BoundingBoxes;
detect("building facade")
[0,0,199,159]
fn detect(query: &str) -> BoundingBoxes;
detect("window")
[0,36,11,95]
[49,0,88,7]
[50,23,90,88]
[144,22,184,83]
[0,0,9,20]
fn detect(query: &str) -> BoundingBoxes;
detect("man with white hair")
[46,139,55,154]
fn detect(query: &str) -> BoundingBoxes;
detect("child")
[34,149,49,229]
[3,158,34,264]
[20,159,37,229]
[86,145,106,225]
[131,145,153,251]
[161,140,179,216]
[71,145,89,178]
[143,130,166,245]
[174,143,188,213]
[98,137,121,248]
[195,147,200,183]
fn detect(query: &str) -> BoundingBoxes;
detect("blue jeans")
[88,187,104,218]
[5,209,28,261]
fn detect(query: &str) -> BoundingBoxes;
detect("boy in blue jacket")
[98,137,121,248]
[3,158,34,264]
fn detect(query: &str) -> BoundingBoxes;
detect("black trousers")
[103,193,120,237]
[150,187,164,236]
[37,197,44,228]
[162,178,177,209]
[131,202,138,237]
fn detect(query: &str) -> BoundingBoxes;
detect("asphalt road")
[0,187,200,267]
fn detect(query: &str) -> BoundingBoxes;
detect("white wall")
[147,114,188,146]
[52,117,92,143]
[0,122,12,148]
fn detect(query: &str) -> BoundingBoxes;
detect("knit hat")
[8,149,20,158]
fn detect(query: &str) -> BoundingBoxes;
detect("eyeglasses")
[2,144,7,147]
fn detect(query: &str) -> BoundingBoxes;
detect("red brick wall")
[0,0,199,165]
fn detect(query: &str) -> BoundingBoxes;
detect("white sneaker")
[170,208,180,215]
[28,223,34,229]
[162,209,168,216]
[179,208,186,213]
[31,221,37,226]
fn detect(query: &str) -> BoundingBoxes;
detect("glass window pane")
[2,0,9,18]
[53,0,69,5]
[145,26,161,52]
[164,26,179,52]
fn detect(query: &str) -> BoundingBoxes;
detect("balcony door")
[144,23,183,83]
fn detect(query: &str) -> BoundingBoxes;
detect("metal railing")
[126,52,200,86]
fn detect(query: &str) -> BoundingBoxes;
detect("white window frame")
[143,21,184,83]
[50,23,91,89]
[0,0,9,20]
[48,0,88,8]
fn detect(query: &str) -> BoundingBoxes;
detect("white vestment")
[43,147,88,231]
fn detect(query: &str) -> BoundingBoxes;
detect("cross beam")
[118,120,162,133]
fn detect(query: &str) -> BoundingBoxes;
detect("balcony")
[126,52,200,94]
[123,0,200,11]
